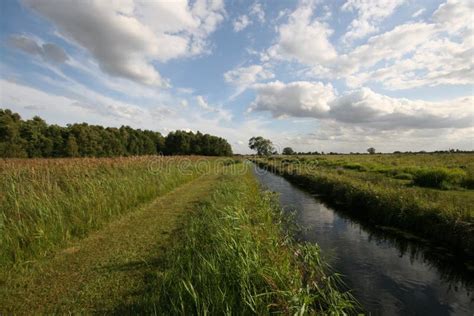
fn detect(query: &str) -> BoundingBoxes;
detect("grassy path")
[1,173,219,314]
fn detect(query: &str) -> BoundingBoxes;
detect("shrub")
[412,168,466,189]
[462,174,474,189]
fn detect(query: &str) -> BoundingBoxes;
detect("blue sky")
[0,0,472,153]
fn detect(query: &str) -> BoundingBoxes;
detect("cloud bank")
[250,80,473,131]
[23,0,226,86]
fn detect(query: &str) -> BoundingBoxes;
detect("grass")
[0,156,212,267]
[252,154,474,256]
[148,166,355,315]
[1,158,354,314]
[412,167,466,189]
[0,171,221,314]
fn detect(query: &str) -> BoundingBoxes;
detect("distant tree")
[0,108,232,158]
[20,116,53,157]
[367,147,376,155]
[65,135,79,157]
[0,109,27,157]
[248,136,274,156]
[282,147,295,155]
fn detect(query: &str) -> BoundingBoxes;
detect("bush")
[462,175,474,189]
[412,168,466,189]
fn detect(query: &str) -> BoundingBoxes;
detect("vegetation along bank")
[0,157,355,314]
[252,154,474,257]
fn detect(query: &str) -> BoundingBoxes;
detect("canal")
[253,165,473,315]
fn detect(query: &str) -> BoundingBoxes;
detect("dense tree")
[248,136,274,156]
[0,109,232,158]
[65,135,79,157]
[367,147,376,155]
[282,147,295,155]
[0,109,27,157]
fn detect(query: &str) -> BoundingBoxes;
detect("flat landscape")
[0,156,355,314]
[1,0,473,314]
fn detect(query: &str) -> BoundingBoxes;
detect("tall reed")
[153,168,355,314]
[0,156,208,267]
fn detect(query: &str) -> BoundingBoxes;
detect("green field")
[0,156,354,314]
[252,153,474,256]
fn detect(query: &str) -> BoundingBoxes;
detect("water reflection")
[253,166,474,315]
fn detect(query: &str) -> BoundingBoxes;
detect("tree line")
[0,109,232,158]
[248,136,472,156]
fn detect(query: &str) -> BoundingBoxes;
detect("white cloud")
[232,2,265,32]
[433,0,474,32]
[250,81,335,118]
[249,2,265,23]
[23,0,225,86]
[288,121,474,153]
[266,1,337,65]
[342,22,437,75]
[294,1,473,91]
[9,35,68,63]
[250,80,473,130]
[224,64,274,96]
[341,0,406,43]
[412,8,425,18]
[328,88,473,130]
[196,95,212,110]
[233,15,251,32]
[195,95,232,121]
[351,37,474,89]
[0,78,144,124]
[343,1,474,89]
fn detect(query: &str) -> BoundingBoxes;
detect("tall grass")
[0,156,209,267]
[152,168,355,314]
[412,167,466,189]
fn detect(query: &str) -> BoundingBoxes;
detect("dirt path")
[1,174,219,314]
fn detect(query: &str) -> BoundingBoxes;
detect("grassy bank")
[1,171,221,314]
[1,160,355,314]
[252,155,474,257]
[0,156,213,267]
[141,166,355,314]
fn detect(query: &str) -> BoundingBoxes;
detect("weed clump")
[412,168,466,189]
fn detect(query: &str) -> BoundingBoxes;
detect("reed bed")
[0,156,211,267]
[152,167,356,314]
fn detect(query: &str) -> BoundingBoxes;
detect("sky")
[0,0,473,154]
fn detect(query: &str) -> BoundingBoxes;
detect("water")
[253,166,474,315]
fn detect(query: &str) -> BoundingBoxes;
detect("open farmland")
[252,153,474,256]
